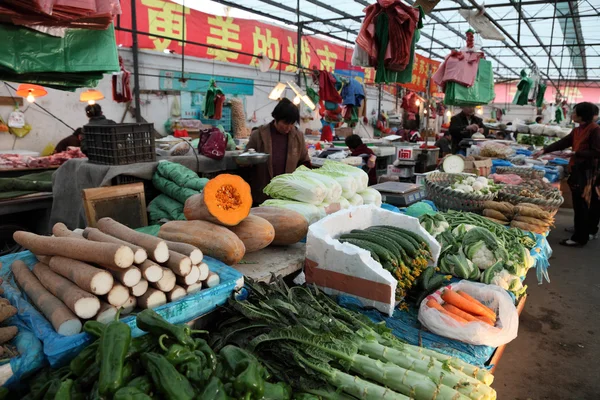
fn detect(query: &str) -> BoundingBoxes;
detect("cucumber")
[339,239,396,267]
[425,273,451,291]
[341,235,399,266]
[367,227,419,258]
[419,266,435,290]
[345,231,406,266]
[378,225,431,253]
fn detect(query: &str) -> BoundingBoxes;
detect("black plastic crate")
[84,123,156,165]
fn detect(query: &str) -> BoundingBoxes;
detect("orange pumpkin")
[184,174,252,226]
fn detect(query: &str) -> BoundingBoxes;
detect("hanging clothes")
[318,71,342,104]
[401,92,419,114]
[536,83,547,108]
[204,79,224,119]
[432,50,484,90]
[112,56,132,103]
[512,70,533,106]
[341,78,365,107]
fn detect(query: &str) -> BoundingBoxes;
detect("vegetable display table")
[234,243,305,282]
[487,294,528,373]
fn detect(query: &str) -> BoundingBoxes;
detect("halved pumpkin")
[184,174,252,226]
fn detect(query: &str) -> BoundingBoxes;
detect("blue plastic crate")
[0,250,243,367]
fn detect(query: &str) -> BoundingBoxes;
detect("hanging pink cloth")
[432,50,484,90]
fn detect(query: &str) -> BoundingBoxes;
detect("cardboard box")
[304,205,441,316]
[463,157,493,177]
[560,179,572,209]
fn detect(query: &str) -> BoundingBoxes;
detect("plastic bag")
[418,280,519,347]
[8,110,24,128]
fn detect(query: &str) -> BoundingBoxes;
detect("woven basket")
[498,185,564,214]
[425,172,497,213]
[495,166,545,180]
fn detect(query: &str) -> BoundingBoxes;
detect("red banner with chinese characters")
[116,0,439,93]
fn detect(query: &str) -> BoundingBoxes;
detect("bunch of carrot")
[427,288,497,326]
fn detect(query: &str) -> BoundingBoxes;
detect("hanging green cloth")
[203,79,223,119]
[512,70,533,105]
[536,83,547,108]
[444,59,495,106]
[303,72,319,105]
[555,107,564,124]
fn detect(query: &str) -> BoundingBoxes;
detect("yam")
[0,303,17,323]
[96,218,169,263]
[197,263,209,281]
[185,282,202,294]
[514,205,551,220]
[0,299,9,306]
[0,326,18,345]
[137,288,167,309]
[48,256,114,295]
[483,217,509,226]
[83,227,148,264]
[138,260,163,283]
[120,296,137,315]
[165,251,192,277]
[513,215,550,228]
[510,220,547,234]
[12,260,81,336]
[105,283,130,307]
[167,286,187,302]
[110,265,142,288]
[483,209,509,222]
[95,302,118,324]
[482,201,514,217]
[131,279,149,297]
[151,268,176,292]
[176,265,200,286]
[160,240,203,264]
[52,223,84,240]
[250,207,309,245]
[203,271,220,288]
[227,214,275,252]
[36,255,52,264]
[13,231,134,269]
[32,263,100,319]
[159,220,245,265]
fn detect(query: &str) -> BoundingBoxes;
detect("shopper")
[85,104,116,125]
[448,106,484,154]
[534,102,600,247]
[245,98,311,204]
[435,131,452,157]
[345,134,377,186]
[54,128,84,154]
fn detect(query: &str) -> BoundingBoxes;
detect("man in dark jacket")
[345,134,377,186]
[54,128,83,154]
[448,106,484,154]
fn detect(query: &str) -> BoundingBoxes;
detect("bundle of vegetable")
[337,226,433,297]
[510,203,554,234]
[479,261,528,298]
[419,213,450,237]
[426,288,497,326]
[451,176,499,195]
[320,159,369,192]
[15,309,292,400]
[357,187,382,207]
[482,201,514,225]
[263,173,328,205]
[210,279,496,400]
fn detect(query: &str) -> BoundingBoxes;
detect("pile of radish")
[10,218,221,336]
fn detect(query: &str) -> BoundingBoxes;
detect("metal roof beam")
[566,1,588,80]
[508,0,565,81]
[304,0,362,22]
[431,0,574,12]
[422,12,600,24]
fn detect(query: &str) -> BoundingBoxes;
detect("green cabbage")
[357,188,382,207]
[260,199,325,224]
[294,166,342,203]
[320,160,369,191]
[263,173,327,205]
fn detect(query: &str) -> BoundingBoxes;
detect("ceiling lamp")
[287,81,316,110]
[268,82,286,100]
[476,106,483,115]
[16,84,47,103]
[80,89,104,105]
[293,96,301,105]
[415,99,421,106]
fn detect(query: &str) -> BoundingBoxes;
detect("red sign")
[116,0,440,93]
[398,148,414,160]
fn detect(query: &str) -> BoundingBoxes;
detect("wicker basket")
[498,185,564,214]
[425,172,497,213]
[495,166,545,180]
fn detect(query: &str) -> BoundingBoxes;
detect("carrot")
[52,223,85,240]
[426,299,467,323]
[0,326,18,345]
[475,315,495,326]
[48,256,114,296]
[83,227,148,264]
[96,218,169,263]
[12,260,82,336]
[442,304,478,322]
[161,240,203,265]
[456,290,497,321]
[441,289,492,319]
[14,231,134,269]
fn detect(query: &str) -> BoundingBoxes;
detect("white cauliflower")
[472,181,485,192]
[476,176,489,186]
[466,241,496,269]
[465,176,477,185]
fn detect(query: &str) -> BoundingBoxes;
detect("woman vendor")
[534,102,600,247]
[246,98,311,204]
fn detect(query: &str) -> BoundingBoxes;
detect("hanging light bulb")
[26,93,35,103]
[16,84,47,103]
[477,107,483,115]
[415,99,421,106]
[446,110,452,117]
[423,109,427,115]
[80,89,104,105]
[293,96,301,105]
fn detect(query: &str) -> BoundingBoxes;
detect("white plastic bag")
[8,110,25,128]
[418,280,519,347]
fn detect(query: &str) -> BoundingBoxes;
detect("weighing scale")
[370,181,426,207]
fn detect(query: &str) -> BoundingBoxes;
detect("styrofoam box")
[305,205,441,316]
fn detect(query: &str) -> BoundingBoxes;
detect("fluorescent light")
[268,82,286,100]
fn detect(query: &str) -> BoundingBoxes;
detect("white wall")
[0,48,397,152]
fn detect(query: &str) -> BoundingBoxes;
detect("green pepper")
[178,355,211,386]
[158,335,196,366]
[136,310,205,348]
[219,346,265,399]
[54,379,74,400]
[113,387,152,400]
[198,376,230,400]
[74,361,99,391]
[141,353,196,400]
[126,376,154,395]
[88,382,101,400]
[127,334,156,359]
[98,321,131,396]
[194,338,217,372]
[83,320,106,338]
[262,382,293,400]
[41,379,62,400]
[70,341,99,376]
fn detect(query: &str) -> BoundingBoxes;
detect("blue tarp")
[0,250,243,367]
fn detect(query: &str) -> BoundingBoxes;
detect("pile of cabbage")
[451,176,499,195]
[261,160,381,224]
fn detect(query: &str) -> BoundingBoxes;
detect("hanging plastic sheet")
[444,59,495,106]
